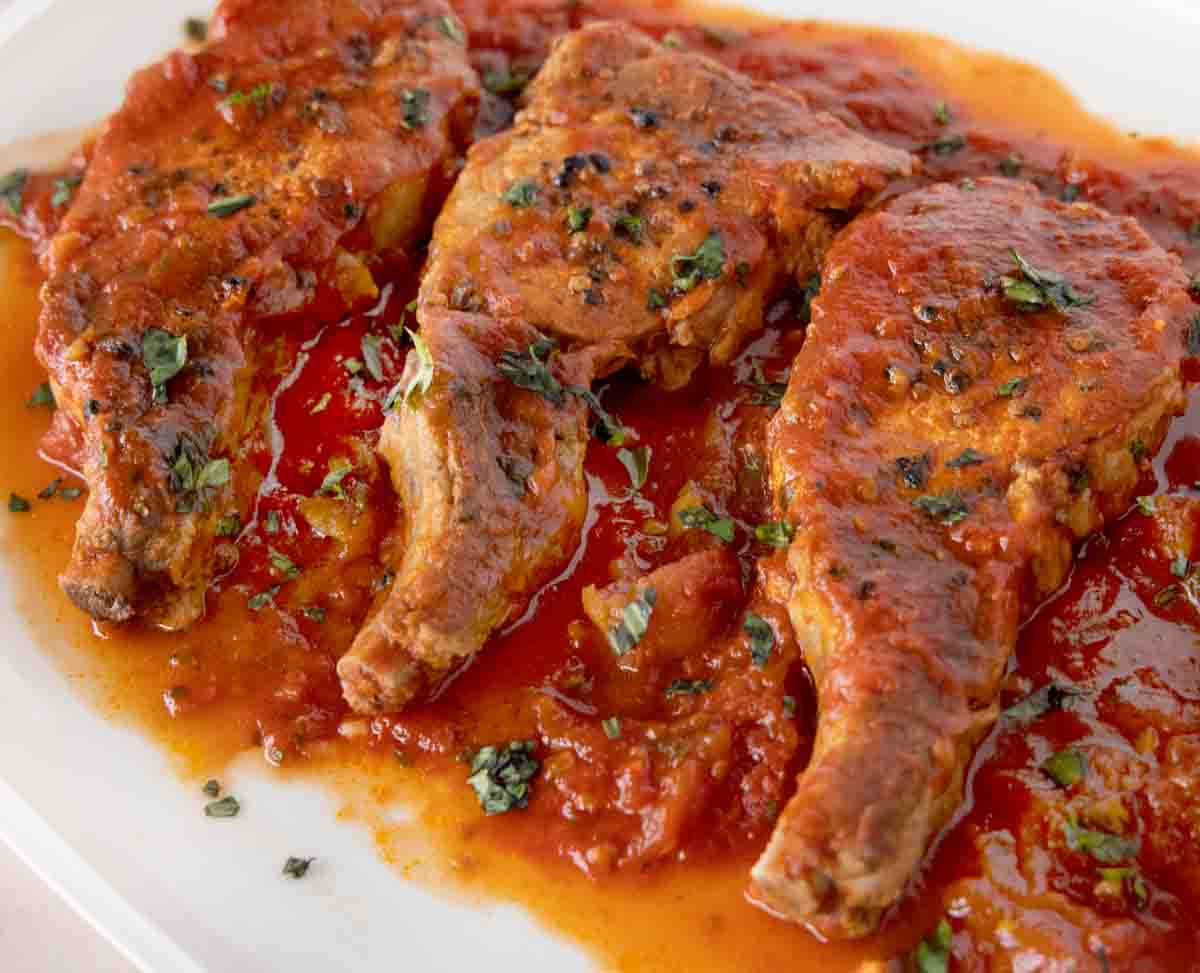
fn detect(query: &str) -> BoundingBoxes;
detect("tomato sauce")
[3,1,1200,969]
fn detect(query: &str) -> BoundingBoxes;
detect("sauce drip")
[3,1,1200,968]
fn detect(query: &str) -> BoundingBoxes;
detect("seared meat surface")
[37,0,478,628]
[337,20,914,713]
[753,178,1195,936]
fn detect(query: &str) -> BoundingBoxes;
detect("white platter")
[1,1,1198,970]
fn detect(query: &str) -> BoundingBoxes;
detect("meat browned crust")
[752,178,1195,937]
[338,20,915,713]
[37,0,479,628]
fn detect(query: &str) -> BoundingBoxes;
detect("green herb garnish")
[220,82,272,110]
[8,493,31,513]
[996,376,1026,398]
[566,204,592,233]
[601,717,621,740]
[436,15,465,43]
[247,586,279,611]
[142,328,188,403]
[678,506,734,543]
[665,678,713,697]
[318,457,353,498]
[28,382,55,409]
[361,334,385,382]
[385,329,433,411]
[51,175,82,208]
[671,232,725,293]
[400,88,431,130]
[616,445,650,491]
[946,448,987,469]
[933,101,952,126]
[167,433,229,513]
[913,493,968,525]
[613,210,643,243]
[743,612,774,667]
[502,179,539,209]
[1063,815,1137,864]
[0,168,29,216]
[1135,495,1157,516]
[268,548,301,580]
[1041,747,1086,788]
[1001,249,1096,313]
[204,795,240,818]
[608,587,656,655]
[467,740,540,814]
[282,856,314,879]
[910,918,952,973]
[497,336,563,404]
[216,513,241,537]
[207,193,256,217]
[483,69,530,95]
[754,522,793,548]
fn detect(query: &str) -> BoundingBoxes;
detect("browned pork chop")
[752,177,1196,937]
[37,0,479,628]
[336,20,915,714]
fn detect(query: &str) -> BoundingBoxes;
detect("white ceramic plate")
[1,1,1199,970]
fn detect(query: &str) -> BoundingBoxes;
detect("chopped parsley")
[282,856,315,879]
[215,513,241,537]
[933,100,952,125]
[502,179,539,208]
[28,382,55,409]
[601,717,621,740]
[996,376,1026,398]
[743,612,774,667]
[1135,495,1157,516]
[1004,682,1080,722]
[910,918,952,973]
[385,328,433,411]
[568,384,626,445]
[946,448,987,469]
[467,740,540,815]
[1063,815,1138,865]
[207,193,256,217]
[204,795,240,818]
[1100,867,1149,909]
[999,154,1024,178]
[361,334,385,382]
[0,168,29,216]
[1000,249,1096,313]
[318,457,353,498]
[746,362,787,409]
[912,493,969,525]
[51,175,82,208]
[310,392,331,414]
[1041,747,1086,788]
[167,433,230,512]
[37,478,62,500]
[247,586,279,611]
[497,336,564,404]
[678,506,734,543]
[8,493,31,513]
[924,134,966,156]
[142,328,188,403]
[613,210,643,243]
[436,15,465,44]
[483,69,530,96]
[220,83,272,110]
[265,509,280,534]
[400,88,431,129]
[671,232,726,293]
[647,287,667,310]
[665,678,713,697]
[268,548,301,580]
[616,445,650,491]
[608,587,656,655]
[754,521,794,548]
[566,204,592,233]
[302,606,326,623]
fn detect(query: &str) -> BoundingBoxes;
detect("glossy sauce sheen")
[4,1,1200,969]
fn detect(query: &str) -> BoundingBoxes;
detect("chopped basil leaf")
[608,587,656,655]
[215,513,241,537]
[1063,815,1138,864]
[1099,867,1149,909]
[924,134,966,156]
[601,716,621,740]
[671,232,725,293]
[8,493,31,513]
[679,506,735,543]
[204,795,240,818]
[567,384,626,445]
[999,155,1024,177]
[996,376,1026,398]
[302,606,326,623]
[202,778,220,797]
[913,492,968,525]
[142,328,188,402]
[207,193,256,217]
[0,168,29,216]
[318,457,353,498]
[400,88,431,129]
[665,678,713,697]
[483,69,530,95]
[1171,554,1190,579]
[282,856,315,879]
[51,175,82,209]
[910,918,952,973]
[268,547,301,580]
[386,328,434,411]
[343,357,364,376]
[754,521,794,548]
[613,210,643,243]
[933,100,951,125]
[247,585,279,611]
[502,179,539,208]
[436,15,465,43]
[497,336,564,404]
[746,362,787,409]
[1135,495,1156,516]
[782,695,796,718]
[946,448,986,469]
[566,204,592,233]
[37,478,62,500]
[647,287,667,310]
[28,382,55,409]
[183,17,207,42]
[743,612,774,667]
[467,740,540,814]
[220,83,272,110]
[616,445,650,491]
[361,334,385,382]
[1001,248,1096,313]
[59,486,83,501]
[310,392,331,415]
[1041,747,1087,788]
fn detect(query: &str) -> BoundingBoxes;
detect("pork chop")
[37,0,479,628]
[336,20,915,713]
[753,177,1196,937]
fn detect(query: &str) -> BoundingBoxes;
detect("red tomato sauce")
[3,1,1200,969]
